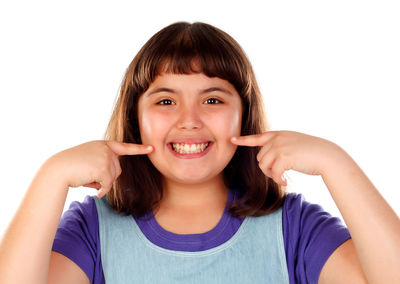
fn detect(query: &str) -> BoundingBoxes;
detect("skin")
[232,131,400,283]
[137,72,242,231]
[139,72,400,282]
[1,71,398,283]
[0,140,153,284]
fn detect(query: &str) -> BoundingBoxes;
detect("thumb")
[105,141,153,156]
[97,188,105,199]
[96,181,112,199]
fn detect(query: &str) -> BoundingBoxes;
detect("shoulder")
[58,195,98,226]
[282,192,349,234]
[282,192,351,284]
[282,191,350,235]
[52,195,101,283]
[53,194,99,248]
[283,191,321,215]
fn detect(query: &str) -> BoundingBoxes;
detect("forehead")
[147,72,238,92]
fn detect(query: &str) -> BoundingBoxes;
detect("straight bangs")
[105,22,285,219]
[132,22,251,102]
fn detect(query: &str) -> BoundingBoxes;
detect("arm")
[0,157,87,283]
[319,146,400,283]
[231,131,400,283]
[48,251,89,284]
[319,239,367,283]
[0,140,152,283]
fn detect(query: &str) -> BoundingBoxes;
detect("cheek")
[230,110,242,135]
[139,110,169,144]
[210,110,241,137]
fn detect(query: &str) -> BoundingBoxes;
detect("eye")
[156,99,175,105]
[204,98,223,104]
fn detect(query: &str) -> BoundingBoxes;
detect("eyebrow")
[145,87,233,97]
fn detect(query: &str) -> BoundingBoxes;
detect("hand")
[49,140,153,198]
[231,130,344,186]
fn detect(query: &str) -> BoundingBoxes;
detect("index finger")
[105,141,154,156]
[231,132,275,147]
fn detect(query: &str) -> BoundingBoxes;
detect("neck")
[157,174,229,212]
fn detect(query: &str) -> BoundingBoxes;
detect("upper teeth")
[172,143,209,154]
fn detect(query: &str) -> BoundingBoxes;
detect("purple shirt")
[52,189,351,284]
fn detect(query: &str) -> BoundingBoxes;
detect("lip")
[167,141,213,159]
[168,138,211,144]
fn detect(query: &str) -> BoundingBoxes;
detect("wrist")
[39,154,70,190]
[320,143,357,179]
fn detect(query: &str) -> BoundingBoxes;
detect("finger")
[111,153,122,179]
[96,158,117,199]
[106,154,122,190]
[83,182,101,189]
[258,151,276,178]
[105,141,154,156]
[231,132,275,147]
[97,182,107,199]
[260,152,288,186]
[256,143,273,162]
[270,157,288,186]
[97,178,114,199]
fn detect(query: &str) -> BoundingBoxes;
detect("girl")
[0,21,399,284]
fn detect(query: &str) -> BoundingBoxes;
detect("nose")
[176,106,203,130]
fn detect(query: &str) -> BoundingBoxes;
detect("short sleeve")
[282,193,351,284]
[52,195,102,283]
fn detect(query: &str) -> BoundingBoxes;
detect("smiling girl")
[0,22,399,284]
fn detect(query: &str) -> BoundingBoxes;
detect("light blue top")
[94,196,290,284]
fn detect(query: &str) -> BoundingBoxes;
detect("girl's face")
[137,72,242,185]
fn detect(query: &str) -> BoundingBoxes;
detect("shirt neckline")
[133,187,245,252]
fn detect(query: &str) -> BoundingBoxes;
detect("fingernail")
[281,175,287,185]
[231,137,237,141]
[146,146,153,150]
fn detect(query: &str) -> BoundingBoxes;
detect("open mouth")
[170,142,211,154]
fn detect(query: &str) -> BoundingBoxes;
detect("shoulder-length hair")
[104,21,286,219]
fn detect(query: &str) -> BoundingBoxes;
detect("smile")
[171,142,209,154]
[167,142,213,159]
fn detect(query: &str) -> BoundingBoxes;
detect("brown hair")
[104,21,286,219]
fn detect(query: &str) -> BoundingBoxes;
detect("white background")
[0,0,399,237]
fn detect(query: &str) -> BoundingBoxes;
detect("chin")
[164,171,220,185]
